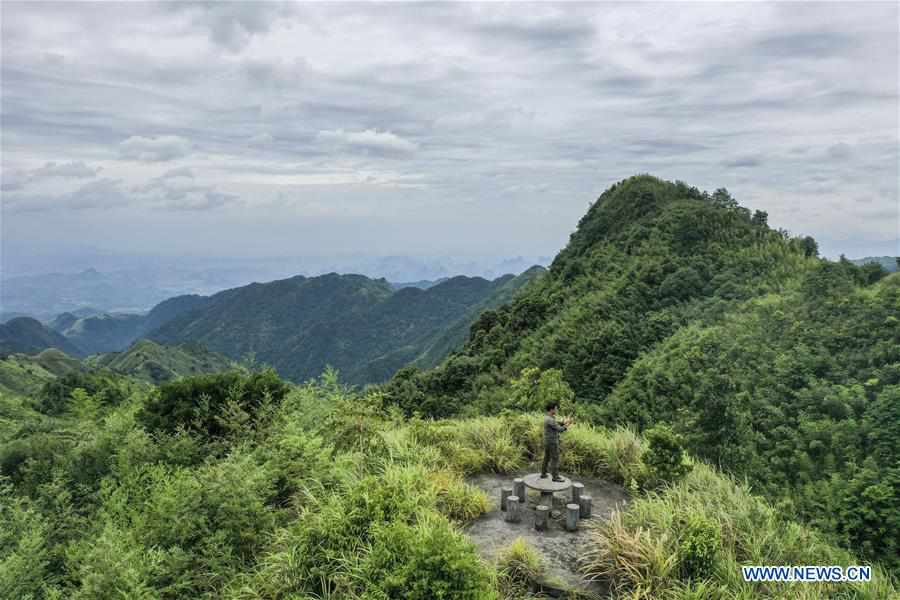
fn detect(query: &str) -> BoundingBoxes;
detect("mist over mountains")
[1,254,549,320]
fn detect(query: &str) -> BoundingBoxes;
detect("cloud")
[753,31,857,60]
[723,155,764,168]
[32,160,101,178]
[120,135,191,162]
[317,129,419,156]
[169,1,296,52]
[1,2,897,259]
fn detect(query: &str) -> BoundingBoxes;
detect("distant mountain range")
[0,267,544,385]
[0,317,84,358]
[149,269,544,384]
[850,256,898,272]
[2,255,550,319]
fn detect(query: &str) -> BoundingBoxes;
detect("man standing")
[541,401,572,482]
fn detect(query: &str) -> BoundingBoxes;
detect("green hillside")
[0,317,85,358]
[47,294,213,355]
[384,175,899,572]
[411,265,546,370]
[0,368,894,599]
[52,312,146,355]
[851,256,899,273]
[150,271,538,384]
[87,339,237,384]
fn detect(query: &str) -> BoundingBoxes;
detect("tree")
[801,236,819,258]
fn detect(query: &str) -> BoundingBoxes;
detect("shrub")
[38,370,130,416]
[138,369,289,437]
[430,470,490,523]
[644,424,692,488]
[677,514,720,580]
[360,514,497,600]
[496,537,543,589]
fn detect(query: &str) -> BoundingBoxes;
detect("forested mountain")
[49,312,147,355]
[0,317,85,358]
[1,176,896,599]
[851,255,899,272]
[46,294,211,355]
[149,270,541,384]
[385,175,899,571]
[0,349,81,397]
[86,339,236,384]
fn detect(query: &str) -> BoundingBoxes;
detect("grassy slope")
[2,376,894,599]
[87,339,238,384]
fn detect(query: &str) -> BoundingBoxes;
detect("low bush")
[360,513,497,600]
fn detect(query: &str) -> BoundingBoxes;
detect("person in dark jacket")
[541,401,572,482]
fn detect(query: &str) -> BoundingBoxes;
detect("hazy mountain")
[2,255,550,320]
[149,270,540,384]
[86,339,236,384]
[44,294,213,355]
[851,256,898,272]
[0,317,85,358]
[0,348,82,397]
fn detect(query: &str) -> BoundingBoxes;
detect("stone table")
[522,473,572,508]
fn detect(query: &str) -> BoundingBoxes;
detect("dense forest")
[383,176,899,573]
[1,176,897,598]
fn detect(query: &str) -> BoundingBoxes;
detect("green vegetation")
[383,176,899,573]
[87,339,236,384]
[851,256,899,273]
[2,175,896,597]
[150,270,542,384]
[1,369,893,599]
[0,317,84,357]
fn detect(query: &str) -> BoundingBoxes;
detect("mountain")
[86,339,236,384]
[0,349,81,397]
[851,255,898,272]
[410,265,546,370]
[0,317,85,358]
[0,311,32,324]
[149,270,540,384]
[387,175,899,571]
[46,294,213,355]
[50,313,147,355]
[389,278,449,290]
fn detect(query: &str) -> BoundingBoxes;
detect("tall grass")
[581,464,897,599]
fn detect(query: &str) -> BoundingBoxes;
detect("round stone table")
[522,473,572,507]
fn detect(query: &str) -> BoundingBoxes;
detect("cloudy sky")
[2,1,898,272]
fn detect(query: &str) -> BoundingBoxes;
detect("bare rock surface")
[465,470,629,596]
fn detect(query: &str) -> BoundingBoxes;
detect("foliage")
[677,514,720,580]
[150,271,541,385]
[644,424,692,488]
[496,537,544,595]
[383,175,899,572]
[582,464,897,599]
[38,369,131,416]
[138,368,289,437]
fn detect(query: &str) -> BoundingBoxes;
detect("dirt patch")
[465,470,629,597]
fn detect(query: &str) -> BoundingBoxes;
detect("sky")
[2,1,898,274]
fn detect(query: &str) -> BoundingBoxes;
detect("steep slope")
[410,265,546,370]
[87,339,236,384]
[0,317,85,357]
[52,313,147,355]
[388,175,815,413]
[148,272,528,384]
[47,294,214,355]
[387,175,898,571]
